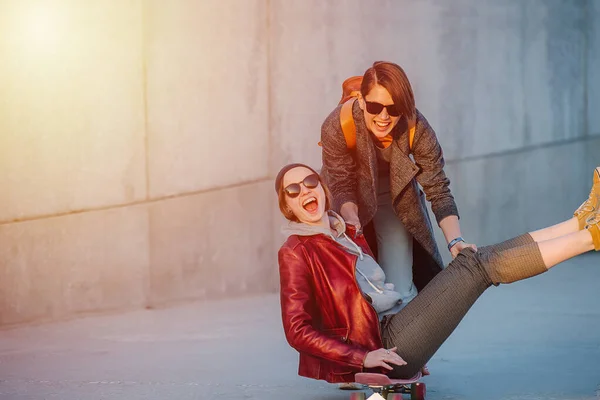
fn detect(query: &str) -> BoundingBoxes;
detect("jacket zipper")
[351,255,383,346]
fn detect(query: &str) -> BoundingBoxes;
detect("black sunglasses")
[365,101,401,117]
[284,174,320,198]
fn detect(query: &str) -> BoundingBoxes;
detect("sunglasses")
[365,101,401,117]
[284,173,320,198]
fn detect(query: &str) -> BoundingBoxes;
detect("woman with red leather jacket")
[276,163,600,384]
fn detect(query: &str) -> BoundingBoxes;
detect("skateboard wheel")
[387,394,402,400]
[410,382,426,400]
[350,392,366,400]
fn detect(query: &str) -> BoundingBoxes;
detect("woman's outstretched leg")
[535,228,596,267]
[487,167,598,248]
[475,216,579,256]
[528,218,579,242]
[477,217,581,269]
[382,211,600,379]
[484,211,599,281]
[381,248,496,379]
[477,165,599,276]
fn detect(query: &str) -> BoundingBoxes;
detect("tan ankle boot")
[585,213,600,251]
[574,167,600,230]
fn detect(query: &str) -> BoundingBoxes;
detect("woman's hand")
[450,241,477,259]
[439,216,477,259]
[363,347,407,370]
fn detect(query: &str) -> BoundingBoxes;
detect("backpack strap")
[340,98,357,150]
[408,123,415,151]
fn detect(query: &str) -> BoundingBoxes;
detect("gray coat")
[320,101,459,288]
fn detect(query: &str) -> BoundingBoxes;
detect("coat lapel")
[389,131,419,204]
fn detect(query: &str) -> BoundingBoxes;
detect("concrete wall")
[0,0,149,326]
[0,0,598,327]
[0,0,274,326]
[143,0,273,306]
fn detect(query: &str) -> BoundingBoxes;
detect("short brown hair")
[361,61,416,121]
[275,164,332,222]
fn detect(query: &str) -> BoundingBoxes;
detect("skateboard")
[349,372,426,400]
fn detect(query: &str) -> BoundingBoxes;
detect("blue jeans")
[373,175,418,307]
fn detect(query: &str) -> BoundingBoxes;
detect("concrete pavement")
[0,253,599,400]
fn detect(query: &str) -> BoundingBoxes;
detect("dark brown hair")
[361,61,416,121]
[275,164,332,222]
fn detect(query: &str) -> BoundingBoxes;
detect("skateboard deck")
[349,372,426,400]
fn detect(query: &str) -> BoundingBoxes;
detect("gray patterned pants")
[381,234,546,379]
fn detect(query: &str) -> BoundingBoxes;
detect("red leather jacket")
[278,224,383,383]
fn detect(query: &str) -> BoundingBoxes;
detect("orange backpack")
[321,76,415,152]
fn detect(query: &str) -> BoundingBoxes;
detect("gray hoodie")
[282,211,403,320]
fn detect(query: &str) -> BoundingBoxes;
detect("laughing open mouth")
[302,197,318,212]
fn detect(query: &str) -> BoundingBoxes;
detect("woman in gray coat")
[321,61,476,305]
